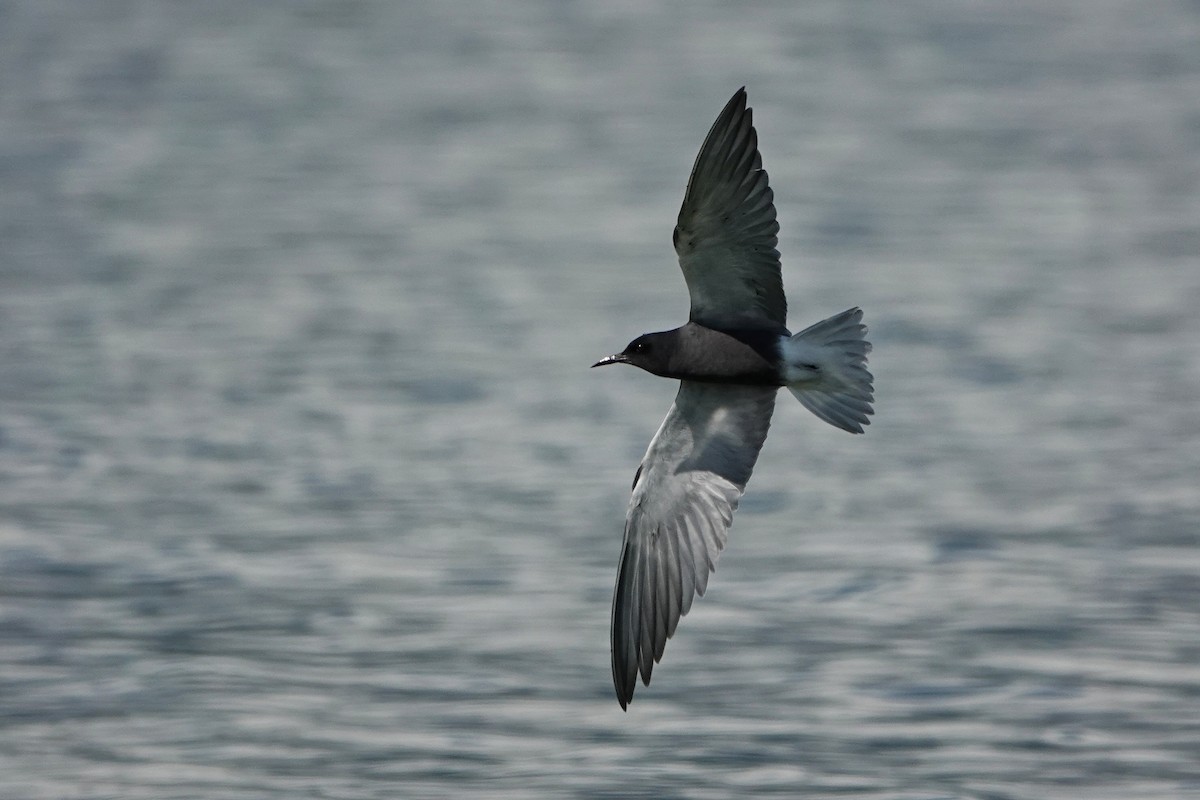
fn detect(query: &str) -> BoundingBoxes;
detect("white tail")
[781,307,874,433]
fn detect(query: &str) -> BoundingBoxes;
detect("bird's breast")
[669,324,784,385]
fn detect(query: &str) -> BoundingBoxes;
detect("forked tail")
[781,307,874,433]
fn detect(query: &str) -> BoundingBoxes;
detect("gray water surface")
[2,2,1199,798]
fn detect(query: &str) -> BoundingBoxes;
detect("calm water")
[2,2,1199,798]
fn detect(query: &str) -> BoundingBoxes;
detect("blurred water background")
[2,1,1199,798]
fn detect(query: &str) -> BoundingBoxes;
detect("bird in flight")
[592,88,875,709]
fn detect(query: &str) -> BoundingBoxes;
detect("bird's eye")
[632,342,648,353]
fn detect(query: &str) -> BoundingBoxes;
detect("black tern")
[593,88,875,709]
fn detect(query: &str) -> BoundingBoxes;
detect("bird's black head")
[592,331,675,376]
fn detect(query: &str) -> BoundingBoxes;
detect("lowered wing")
[611,381,776,708]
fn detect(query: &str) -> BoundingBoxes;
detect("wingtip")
[718,86,748,116]
[615,674,634,709]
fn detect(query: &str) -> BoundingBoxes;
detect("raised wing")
[674,88,785,330]
[611,381,776,708]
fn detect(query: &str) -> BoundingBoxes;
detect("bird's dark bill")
[591,354,629,368]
